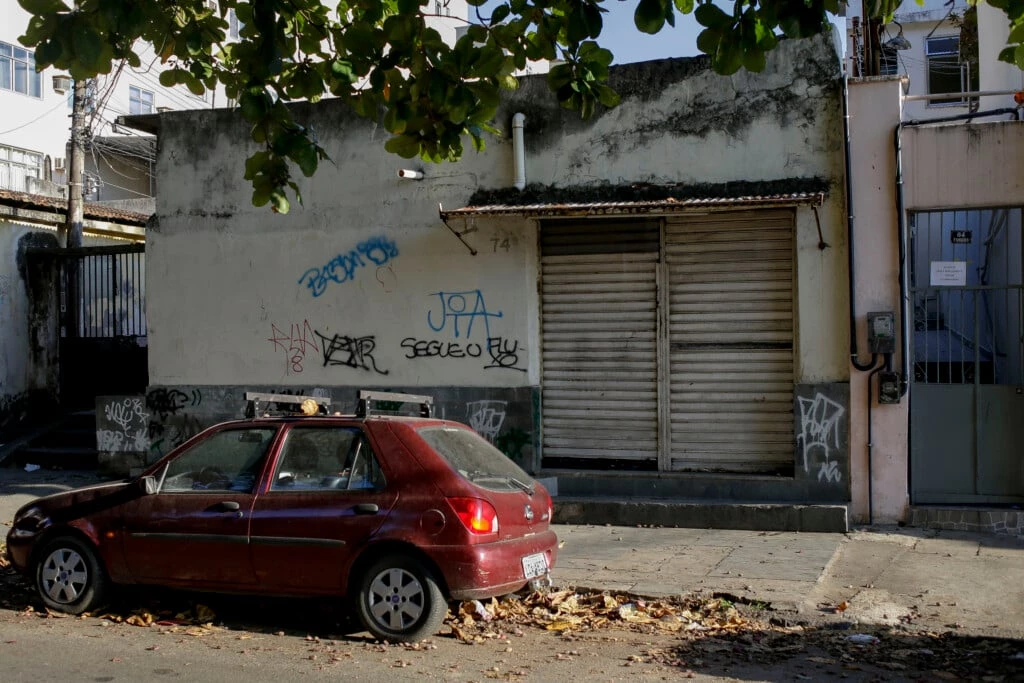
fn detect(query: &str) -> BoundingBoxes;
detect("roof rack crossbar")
[356,390,433,418]
[244,391,332,418]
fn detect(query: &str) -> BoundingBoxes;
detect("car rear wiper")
[508,476,535,496]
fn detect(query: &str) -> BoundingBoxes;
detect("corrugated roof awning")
[439,191,826,220]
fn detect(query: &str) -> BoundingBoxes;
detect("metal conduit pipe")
[866,357,885,525]
[842,73,880,373]
[512,113,526,191]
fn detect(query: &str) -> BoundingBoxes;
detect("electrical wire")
[0,96,70,135]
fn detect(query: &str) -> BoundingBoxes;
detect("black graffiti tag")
[484,337,526,372]
[146,388,201,420]
[316,331,389,375]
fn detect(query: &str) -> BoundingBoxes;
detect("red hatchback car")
[5,392,557,642]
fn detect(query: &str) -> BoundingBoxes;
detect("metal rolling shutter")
[665,210,795,472]
[540,221,659,466]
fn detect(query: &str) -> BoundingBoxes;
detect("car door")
[120,425,279,586]
[248,424,398,593]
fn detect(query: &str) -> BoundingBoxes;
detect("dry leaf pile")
[447,589,752,642]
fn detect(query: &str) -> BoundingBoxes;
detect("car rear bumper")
[427,530,558,601]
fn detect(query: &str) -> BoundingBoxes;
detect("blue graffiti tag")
[298,236,399,297]
[427,290,504,339]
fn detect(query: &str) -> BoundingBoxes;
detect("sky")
[594,2,702,63]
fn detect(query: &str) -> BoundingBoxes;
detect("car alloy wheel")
[40,547,89,604]
[355,554,448,642]
[34,535,108,615]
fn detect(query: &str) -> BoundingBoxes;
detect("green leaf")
[490,4,510,24]
[696,28,721,55]
[270,191,290,214]
[1009,23,1024,44]
[742,47,766,72]
[384,134,422,158]
[18,0,69,14]
[635,0,668,34]
[673,0,695,13]
[158,69,178,87]
[1016,43,1024,69]
[695,2,732,29]
[594,83,620,108]
[291,143,319,177]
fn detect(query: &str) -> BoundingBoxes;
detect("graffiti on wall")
[268,321,319,374]
[797,392,845,484]
[97,397,148,452]
[315,331,389,375]
[427,290,503,339]
[467,400,507,442]
[298,236,399,297]
[147,388,203,456]
[400,290,526,372]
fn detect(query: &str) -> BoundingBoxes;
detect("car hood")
[18,480,139,523]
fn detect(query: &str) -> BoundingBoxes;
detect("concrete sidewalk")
[4,467,1024,638]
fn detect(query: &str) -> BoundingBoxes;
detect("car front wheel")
[34,535,108,615]
[354,554,448,642]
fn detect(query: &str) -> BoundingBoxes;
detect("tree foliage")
[16,0,1024,212]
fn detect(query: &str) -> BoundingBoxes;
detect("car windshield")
[417,426,534,493]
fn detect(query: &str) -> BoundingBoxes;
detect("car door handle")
[353,503,379,515]
[216,501,241,512]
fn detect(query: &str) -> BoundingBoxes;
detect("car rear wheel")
[34,535,108,615]
[355,555,448,642]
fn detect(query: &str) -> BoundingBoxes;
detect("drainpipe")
[843,73,879,373]
[512,113,526,191]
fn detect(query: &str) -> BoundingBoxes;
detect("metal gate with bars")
[57,244,148,409]
[540,210,796,474]
[910,208,1024,504]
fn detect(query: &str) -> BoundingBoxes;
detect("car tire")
[354,554,448,642]
[34,535,109,615]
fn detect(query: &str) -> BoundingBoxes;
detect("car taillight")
[448,497,499,535]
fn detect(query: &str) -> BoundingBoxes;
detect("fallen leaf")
[835,600,849,613]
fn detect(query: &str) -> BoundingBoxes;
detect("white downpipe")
[512,112,526,190]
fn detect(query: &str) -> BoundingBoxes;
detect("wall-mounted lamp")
[398,169,424,180]
[885,21,912,51]
[52,74,72,95]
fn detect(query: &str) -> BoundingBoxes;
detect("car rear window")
[417,426,534,493]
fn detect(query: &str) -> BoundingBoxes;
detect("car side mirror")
[138,475,158,495]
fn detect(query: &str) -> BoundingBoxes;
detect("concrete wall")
[847,77,910,524]
[904,121,1024,210]
[0,224,59,436]
[0,220,129,437]
[142,35,849,494]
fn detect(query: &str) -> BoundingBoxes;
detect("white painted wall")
[977,3,1024,111]
[147,35,848,395]
[904,122,1024,209]
[847,77,909,524]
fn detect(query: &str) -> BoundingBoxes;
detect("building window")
[0,144,44,193]
[129,86,154,115]
[0,42,42,98]
[926,36,976,106]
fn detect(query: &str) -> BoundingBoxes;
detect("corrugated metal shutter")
[665,210,794,472]
[540,221,659,466]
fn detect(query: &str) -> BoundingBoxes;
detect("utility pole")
[63,77,87,249]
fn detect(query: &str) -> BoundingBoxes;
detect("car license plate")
[521,552,548,579]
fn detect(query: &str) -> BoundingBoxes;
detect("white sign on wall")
[930,261,967,287]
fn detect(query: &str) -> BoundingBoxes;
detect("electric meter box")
[867,311,896,355]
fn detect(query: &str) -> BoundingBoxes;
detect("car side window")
[271,427,385,492]
[159,428,277,493]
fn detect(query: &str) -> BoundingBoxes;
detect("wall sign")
[950,230,972,244]
[930,261,967,287]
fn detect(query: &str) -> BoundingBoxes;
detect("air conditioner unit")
[54,157,66,170]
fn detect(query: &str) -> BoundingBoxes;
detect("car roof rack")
[356,390,433,418]
[244,392,332,418]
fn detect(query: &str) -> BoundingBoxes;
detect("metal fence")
[60,244,146,339]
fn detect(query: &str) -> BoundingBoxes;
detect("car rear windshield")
[417,426,534,493]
